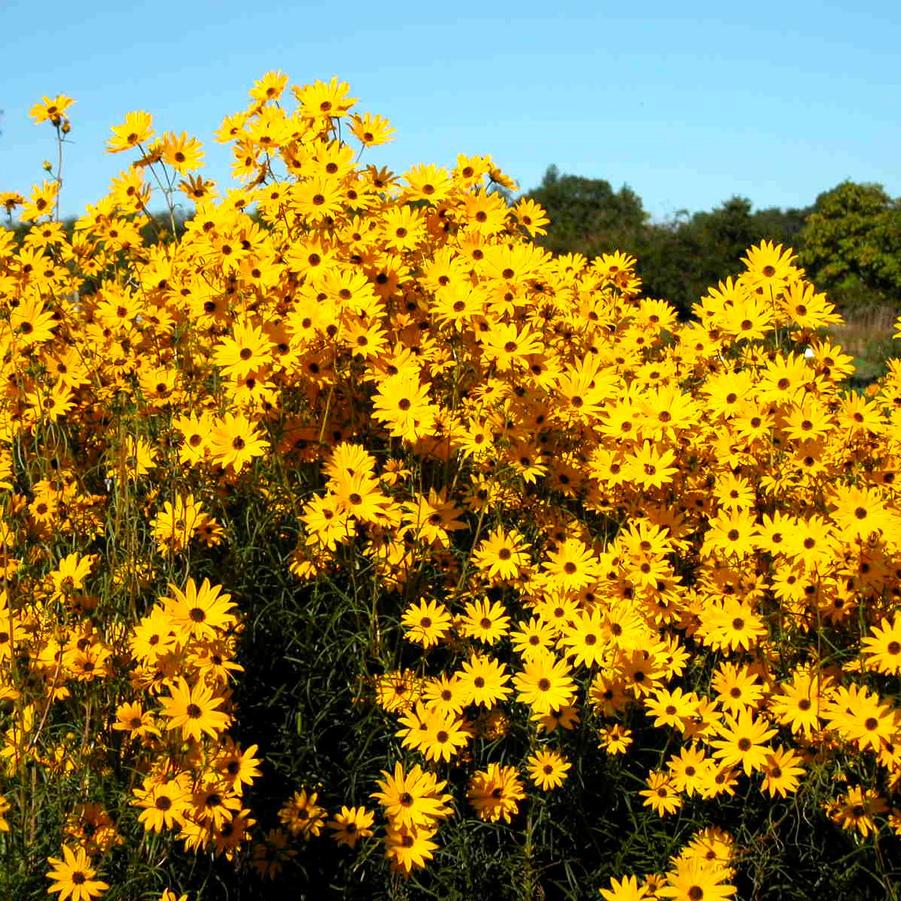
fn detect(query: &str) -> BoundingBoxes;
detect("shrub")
[0,75,900,900]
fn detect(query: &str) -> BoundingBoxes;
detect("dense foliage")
[1,77,901,901]
[526,167,900,320]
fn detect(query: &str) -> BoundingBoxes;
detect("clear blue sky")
[2,0,899,221]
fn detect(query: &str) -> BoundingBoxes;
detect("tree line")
[525,167,901,317]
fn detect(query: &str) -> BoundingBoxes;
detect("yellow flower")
[208,412,270,473]
[384,823,438,876]
[526,748,571,790]
[30,94,75,125]
[46,845,109,901]
[371,762,452,831]
[294,76,357,120]
[458,597,510,644]
[278,788,327,840]
[658,856,736,901]
[350,111,395,146]
[164,577,237,641]
[640,771,683,817]
[158,677,231,743]
[107,111,154,152]
[513,651,576,715]
[158,131,205,172]
[709,710,777,776]
[467,763,525,822]
[328,805,374,848]
[401,599,453,648]
[599,875,650,901]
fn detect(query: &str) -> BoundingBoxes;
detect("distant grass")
[829,305,898,386]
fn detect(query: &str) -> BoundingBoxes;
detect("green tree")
[799,181,901,313]
[639,197,808,315]
[752,204,808,247]
[526,165,648,258]
[526,168,811,316]
[640,197,757,308]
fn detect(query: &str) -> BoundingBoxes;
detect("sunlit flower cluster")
[600,827,738,901]
[2,73,900,897]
